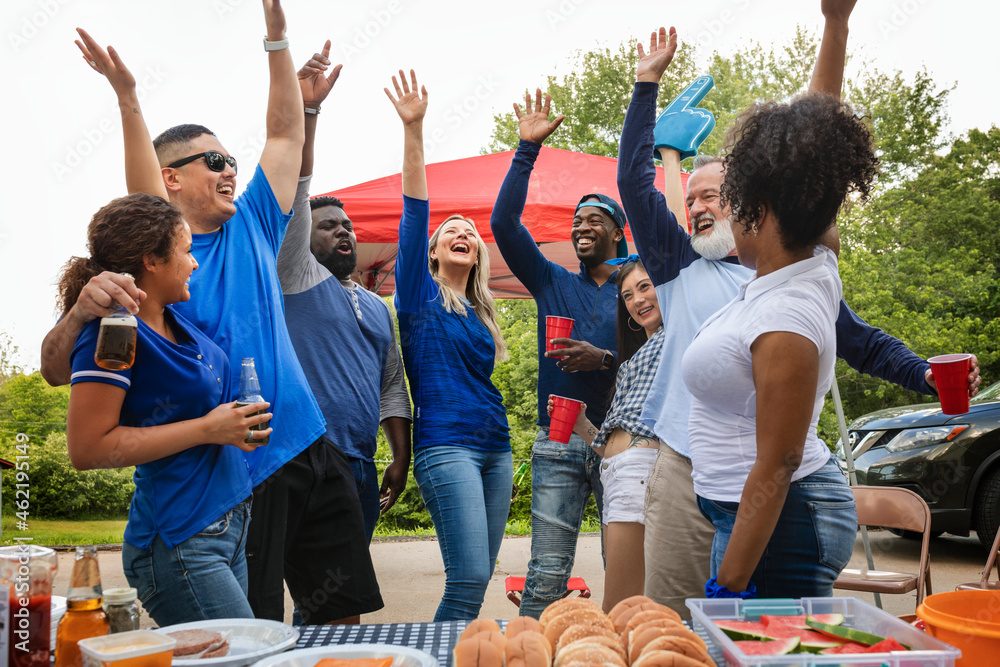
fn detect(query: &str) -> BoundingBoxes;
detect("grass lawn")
[0,517,127,547]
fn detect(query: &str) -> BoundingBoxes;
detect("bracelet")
[705,576,758,599]
[304,106,320,115]
[263,36,289,51]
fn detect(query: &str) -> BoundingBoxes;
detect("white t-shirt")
[681,246,842,502]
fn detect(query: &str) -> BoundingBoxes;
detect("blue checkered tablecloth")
[296,621,473,667]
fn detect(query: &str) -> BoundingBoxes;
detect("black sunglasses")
[167,151,238,174]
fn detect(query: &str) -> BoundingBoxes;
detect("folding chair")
[956,526,1000,590]
[504,576,591,607]
[834,486,933,606]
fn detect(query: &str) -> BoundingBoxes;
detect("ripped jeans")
[520,428,604,619]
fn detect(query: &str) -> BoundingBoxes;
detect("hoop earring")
[628,316,642,332]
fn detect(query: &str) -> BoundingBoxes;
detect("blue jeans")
[697,457,857,598]
[413,445,512,621]
[520,428,604,619]
[123,499,253,626]
[347,457,380,543]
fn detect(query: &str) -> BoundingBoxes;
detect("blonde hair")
[428,215,508,361]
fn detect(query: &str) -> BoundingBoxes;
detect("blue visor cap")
[575,193,629,258]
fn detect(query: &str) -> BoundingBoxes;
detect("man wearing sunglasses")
[489,90,627,619]
[41,0,382,626]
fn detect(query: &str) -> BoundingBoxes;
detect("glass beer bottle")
[94,274,137,371]
[237,357,270,445]
[54,546,109,667]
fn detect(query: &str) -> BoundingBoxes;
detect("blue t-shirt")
[490,140,619,428]
[70,308,252,550]
[394,195,509,452]
[174,165,326,485]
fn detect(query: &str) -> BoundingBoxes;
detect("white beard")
[690,215,736,260]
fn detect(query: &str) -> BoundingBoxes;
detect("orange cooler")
[78,631,175,667]
[917,589,1000,666]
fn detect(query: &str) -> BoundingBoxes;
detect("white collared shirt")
[682,246,842,502]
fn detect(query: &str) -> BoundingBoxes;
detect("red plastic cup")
[929,354,973,415]
[546,316,575,353]
[549,396,584,444]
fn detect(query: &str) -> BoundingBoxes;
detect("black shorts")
[245,436,383,623]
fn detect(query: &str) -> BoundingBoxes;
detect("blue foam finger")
[653,75,716,160]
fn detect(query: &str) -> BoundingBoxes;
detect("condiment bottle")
[102,588,140,634]
[94,274,137,371]
[54,546,109,667]
[236,358,270,445]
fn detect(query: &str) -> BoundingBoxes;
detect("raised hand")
[513,89,565,145]
[821,0,859,23]
[262,0,287,39]
[653,76,716,160]
[298,40,343,109]
[384,69,427,126]
[75,28,136,97]
[636,26,678,83]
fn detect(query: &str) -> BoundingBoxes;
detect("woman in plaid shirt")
[548,256,664,612]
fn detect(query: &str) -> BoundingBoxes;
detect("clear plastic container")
[78,630,174,667]
[687,597,961,666]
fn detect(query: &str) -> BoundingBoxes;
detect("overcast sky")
[2,0,997,371]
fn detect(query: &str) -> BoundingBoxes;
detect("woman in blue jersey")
[60,193,272,625]
[386,69,511,621]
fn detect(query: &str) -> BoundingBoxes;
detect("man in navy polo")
[490,90,625,619]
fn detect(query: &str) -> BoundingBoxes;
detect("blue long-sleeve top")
[617,81,933,456]
[490,140,620,427]
[393,195,510,452]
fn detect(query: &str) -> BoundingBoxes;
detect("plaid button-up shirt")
[593,326,665,450]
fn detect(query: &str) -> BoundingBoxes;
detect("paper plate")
[154,618,299,667]
[249,643,438,667]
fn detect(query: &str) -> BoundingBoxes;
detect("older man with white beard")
[615,13,974,616]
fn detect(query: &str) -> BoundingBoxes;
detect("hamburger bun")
[555,636,627,665]
[504,616,543,639]
[557,645,628,667]
[638,636,713,666]
[622,610,684,641]
[612,601,678,634]
[544,607,615,651]
[538,597,601,629]
[628,624,707,662]
[453,637,503,667]
[459,618,502,642]
[631,649,710,667]
[607,595,656,623]
[505,631,552,667]
[554,623,620,654]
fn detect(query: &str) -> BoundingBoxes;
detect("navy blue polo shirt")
[490,140,619,427]
[70,307,252,550]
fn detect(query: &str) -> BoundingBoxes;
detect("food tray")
[687,597,961,666]
[154,618,299,667]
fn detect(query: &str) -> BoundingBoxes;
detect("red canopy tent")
[317,147,689,298]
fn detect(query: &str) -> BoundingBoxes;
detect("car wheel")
[975,467,1000,550]
[887,528,943,540]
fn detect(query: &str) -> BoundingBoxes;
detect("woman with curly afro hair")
[680,92,877,599]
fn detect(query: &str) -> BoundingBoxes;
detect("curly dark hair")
[721,94,878,251]
[310,195,345,212]
[57,194,184,316]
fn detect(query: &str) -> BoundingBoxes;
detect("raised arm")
[489,90,564,293]
[298,40,342,178]
[385,69,429,200]
[256,0,305,213]
[808,0,858,98]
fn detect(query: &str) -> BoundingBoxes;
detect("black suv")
[836,380,1000,549]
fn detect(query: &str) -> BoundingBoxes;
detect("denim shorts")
[600,448,658,525]
[697,457,857,598]
[122,499,253,626]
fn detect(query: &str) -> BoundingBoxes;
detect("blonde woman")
[387,69,511,621]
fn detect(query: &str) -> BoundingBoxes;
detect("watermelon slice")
[760,625,845,653]
[761,613,845,629]
[821,637,909,654]
[805,618,888,646]
[822,642,873,654]
[714,620,772,641]
[732,638,800,655]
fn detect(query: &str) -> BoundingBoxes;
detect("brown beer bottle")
[236,357,270,445]
[54,546,109,667]
[94,274,137,370]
